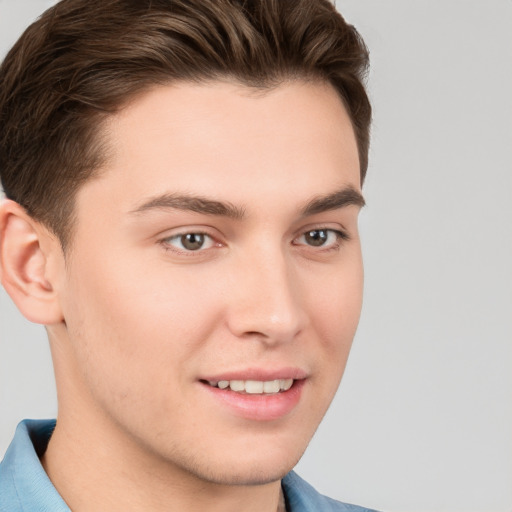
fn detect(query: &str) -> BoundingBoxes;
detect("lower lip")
[200,380,306,421]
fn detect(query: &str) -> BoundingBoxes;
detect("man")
[0,0,376,510]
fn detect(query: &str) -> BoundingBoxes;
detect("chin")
[193,458,301,487]
[169,442,307,487]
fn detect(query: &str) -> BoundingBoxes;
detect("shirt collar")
[0,419,70,511]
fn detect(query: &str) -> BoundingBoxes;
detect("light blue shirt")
[0,420,378,511]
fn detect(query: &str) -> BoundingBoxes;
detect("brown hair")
[0,0,371,249]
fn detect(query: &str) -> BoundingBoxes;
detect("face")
[51,80,364,486]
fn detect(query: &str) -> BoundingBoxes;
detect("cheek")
[313,257,363,342]
[298,258,363,420]
[60,253,216,405]
[62,250,226,375]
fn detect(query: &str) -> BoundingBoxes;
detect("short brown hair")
[0,0,371,249]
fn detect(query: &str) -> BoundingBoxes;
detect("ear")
[0,199,64,325]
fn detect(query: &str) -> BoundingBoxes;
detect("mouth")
[201,378,294,394]
[198,373,306,421]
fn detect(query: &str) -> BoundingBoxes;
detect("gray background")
[0,1,511,511]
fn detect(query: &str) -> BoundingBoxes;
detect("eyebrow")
[129,186,364,220]
[129,193,246,219]
[299,186,365,216]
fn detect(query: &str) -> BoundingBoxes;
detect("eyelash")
[159,227,350,256]
[159,231,218,256]
[293,228,350,252]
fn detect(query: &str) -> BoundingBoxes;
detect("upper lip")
[200,367,308,382]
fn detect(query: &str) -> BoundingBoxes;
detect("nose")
[225,249,307,345]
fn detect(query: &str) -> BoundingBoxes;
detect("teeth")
[206,379,295,394]
[280,379,294,391]
[245,380,264,394]
[263,380,280,393]
[229,380,245,392]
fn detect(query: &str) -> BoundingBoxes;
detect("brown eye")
[180,233,205,251]
[164,232,215,252]
[304,229,329,246]
[294,228,347,249]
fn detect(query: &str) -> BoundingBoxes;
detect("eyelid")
[292,226,350,249]
[156,223,350,257]
[158,228,223,255]
[293,222,350,240]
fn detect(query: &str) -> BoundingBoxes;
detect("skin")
[0,80,364,512]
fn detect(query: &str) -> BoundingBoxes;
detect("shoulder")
[282,471,380,512]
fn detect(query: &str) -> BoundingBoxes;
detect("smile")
[200,376,306,421]
[205,379,294,394]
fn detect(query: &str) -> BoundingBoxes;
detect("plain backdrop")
[0,1,511,511]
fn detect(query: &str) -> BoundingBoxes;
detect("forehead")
[79,80,361,216]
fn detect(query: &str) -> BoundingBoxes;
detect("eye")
[295,228,347,248]
[163,232,216,252]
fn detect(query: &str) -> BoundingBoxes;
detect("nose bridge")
[227,244,306,343]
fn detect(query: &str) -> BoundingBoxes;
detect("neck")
[41,412,285,512]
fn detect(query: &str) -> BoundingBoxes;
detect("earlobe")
[0,199,64,325]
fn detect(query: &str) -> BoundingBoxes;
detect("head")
[0,0,371,490]
[0,0,370,251]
